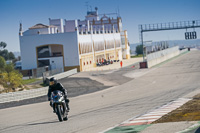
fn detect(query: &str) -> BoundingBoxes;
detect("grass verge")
[22,78,41,85]
[153,93,200,123]
[131,54,143,58]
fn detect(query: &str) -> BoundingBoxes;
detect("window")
[37,46,50,58]
[38,59,50,67]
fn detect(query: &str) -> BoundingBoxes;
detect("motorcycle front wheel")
[56,105,63,122]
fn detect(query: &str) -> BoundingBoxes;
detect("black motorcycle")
[50,90,68,122]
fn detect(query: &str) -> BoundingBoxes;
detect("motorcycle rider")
[47,77,70,112]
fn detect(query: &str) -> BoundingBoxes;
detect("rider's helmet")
[49,77,57,86]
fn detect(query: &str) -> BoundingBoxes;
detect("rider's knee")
[65,99,70,103]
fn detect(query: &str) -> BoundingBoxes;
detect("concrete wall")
[19,31,79,70]
[180,49,188,54]
[147,46,180,68]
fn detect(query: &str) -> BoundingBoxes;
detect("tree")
[5,64,14,73]
[0,41,16,61]
[0,56,22,92]
[8,52,15,60]
[0,56,6,72]
[0,49,15,61]
[1,70,23,89]
[0,42,7,50]
[135,45,143,55]
[0,49,9,60]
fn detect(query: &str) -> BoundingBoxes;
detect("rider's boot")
[66,104,70,112]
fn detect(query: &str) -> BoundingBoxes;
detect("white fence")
[0,68,77,103]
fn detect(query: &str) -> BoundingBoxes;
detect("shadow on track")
[27,120,59,126]
[0,120,59,132]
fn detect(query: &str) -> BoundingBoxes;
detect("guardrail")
[0,68,78,103]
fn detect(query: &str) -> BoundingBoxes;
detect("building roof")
[29,23,56,29]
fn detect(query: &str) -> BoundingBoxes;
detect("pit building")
[19,8,130,75]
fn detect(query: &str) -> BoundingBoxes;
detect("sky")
[0,0,200,52]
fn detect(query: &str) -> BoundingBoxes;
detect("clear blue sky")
[0,0,200,52]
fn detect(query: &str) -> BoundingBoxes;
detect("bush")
[4,64,14,73]
[0,56,23,92]
[135,45,143,55]
[1,70,23,89]
[0,56,6,72]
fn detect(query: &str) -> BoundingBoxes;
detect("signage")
[185,31,197,40]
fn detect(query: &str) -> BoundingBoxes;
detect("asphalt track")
[0,50,200,133]
[0,78,111,109]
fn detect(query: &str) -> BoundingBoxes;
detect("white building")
[19,8,130,75]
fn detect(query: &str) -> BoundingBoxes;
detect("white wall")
[64,20,78,32]
[20,32,79,70]
[23,28,50,35]
[49,19,64,33]
[147,46,180,68]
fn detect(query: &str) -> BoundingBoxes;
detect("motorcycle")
[50,90,68,122]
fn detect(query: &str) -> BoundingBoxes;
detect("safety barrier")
[45,68,77,81]
[0,68,77,103]
[180,49,188,54]
[147,46,180,68]
[0,87,48,103]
